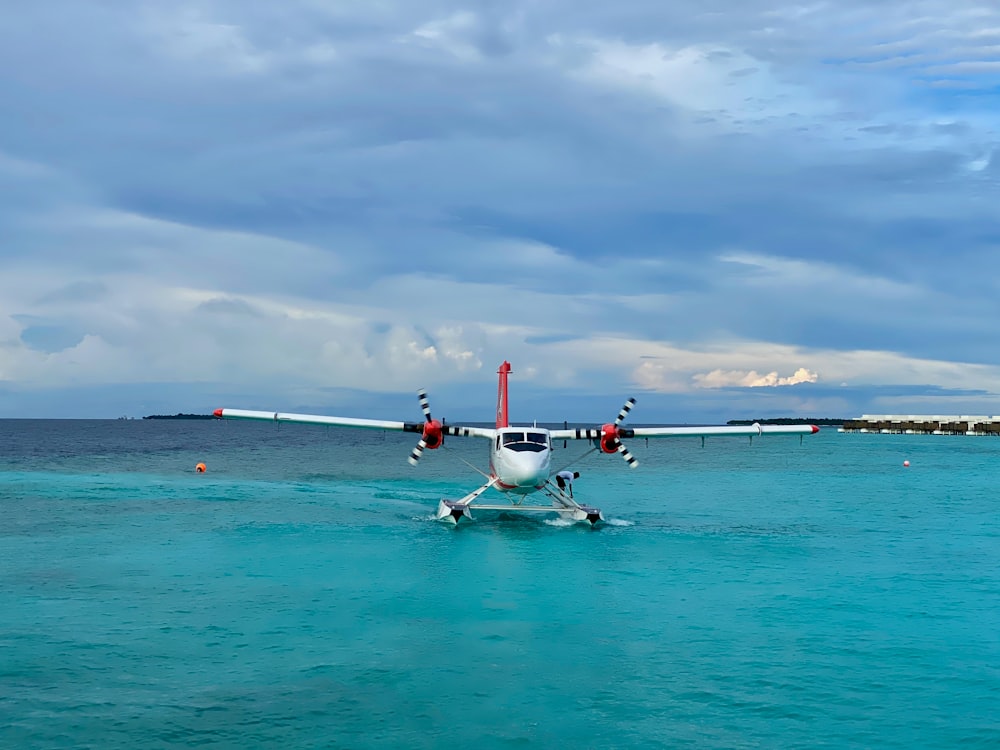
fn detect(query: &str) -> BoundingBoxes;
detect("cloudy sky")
[2,1,999,422]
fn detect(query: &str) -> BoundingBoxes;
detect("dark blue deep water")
[2,419,998,748]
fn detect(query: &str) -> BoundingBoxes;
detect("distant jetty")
[143,413,215,420]
[839,415,1000,435]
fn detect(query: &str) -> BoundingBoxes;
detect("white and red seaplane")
[214,361,819,526]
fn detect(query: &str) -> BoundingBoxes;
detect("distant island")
[143,413,216,420]
[728,418,846,426]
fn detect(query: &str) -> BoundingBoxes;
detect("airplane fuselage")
[489,427,553,494]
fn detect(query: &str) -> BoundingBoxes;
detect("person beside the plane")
[555,470,580,498]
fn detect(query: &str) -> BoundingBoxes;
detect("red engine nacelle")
[422,420,444,449]
[599,423,619,454]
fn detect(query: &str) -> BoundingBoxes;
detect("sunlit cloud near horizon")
[1,1,999,420]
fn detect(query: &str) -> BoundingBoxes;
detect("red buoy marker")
[195,462,207,473]
[903,460,910,468]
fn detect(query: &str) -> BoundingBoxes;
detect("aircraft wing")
[549,423,819,441]
[629,424,819,439]
[213,408,496,439]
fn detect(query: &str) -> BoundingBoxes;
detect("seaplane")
[214,361,819,526]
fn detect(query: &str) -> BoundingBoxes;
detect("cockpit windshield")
[501,431,549,452]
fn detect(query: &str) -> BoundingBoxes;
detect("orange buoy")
[195,462,207,473]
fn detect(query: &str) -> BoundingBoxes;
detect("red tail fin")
[496,361,511,428]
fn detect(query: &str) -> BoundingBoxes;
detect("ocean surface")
[1,419,998,749]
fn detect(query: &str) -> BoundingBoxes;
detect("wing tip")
[811,425,820,433]
[213,408,224,418]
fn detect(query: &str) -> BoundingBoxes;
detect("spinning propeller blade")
[615,398,636,427]
[408,438,428,466]
[603,397,639,468]
[616,398,639,468]
[617,442,639,468]
[418,389,432,422]
[408,389,443,465]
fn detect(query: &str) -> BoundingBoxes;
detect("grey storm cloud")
[1,0,999,418]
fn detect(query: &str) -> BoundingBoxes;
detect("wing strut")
[549,445,599,479]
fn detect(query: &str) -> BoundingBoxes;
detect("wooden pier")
[839,415,1000,435]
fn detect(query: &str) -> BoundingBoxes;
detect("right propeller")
[599,397,639,468]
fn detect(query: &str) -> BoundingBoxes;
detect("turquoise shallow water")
[1,419,998,748]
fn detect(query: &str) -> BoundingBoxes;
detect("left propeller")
[408,389,444,465]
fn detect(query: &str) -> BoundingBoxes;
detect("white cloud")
[693,367,819,388]
[142,7,273,74]
[717,252,920,300]
[0,274,488,394]
[407,11,483,61]
[563,37,832,128]
[544,336,1000,400]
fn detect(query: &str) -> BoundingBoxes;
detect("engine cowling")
[422,420,444,449]
[599,423,619,454]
